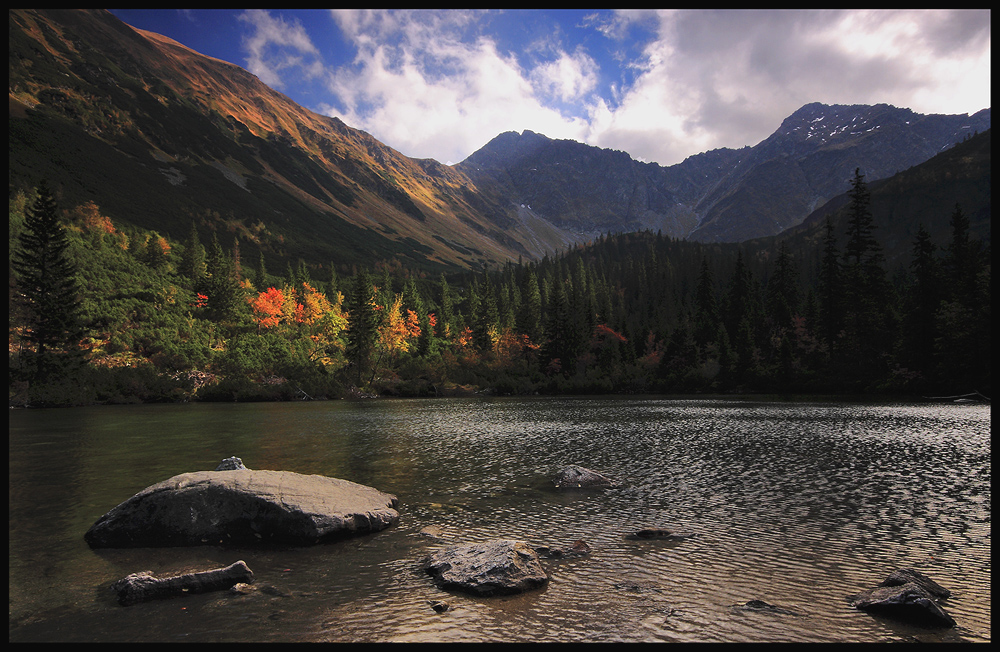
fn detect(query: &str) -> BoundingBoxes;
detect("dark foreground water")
[9,396,991,643]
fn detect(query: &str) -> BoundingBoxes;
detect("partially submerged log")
[112,560,254,606]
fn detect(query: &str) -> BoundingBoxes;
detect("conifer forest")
[8,169,991,407]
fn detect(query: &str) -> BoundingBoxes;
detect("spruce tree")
[345,270,379,385]
[900,224,941,385]
[203,232,244,323]
[180,221,207,285]
[11,181,86,379]
[693,256,718,351]
[840,168,894,386]
[516,267,543,345]
[817,216,843,354]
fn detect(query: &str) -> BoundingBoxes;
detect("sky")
[108,9,991,167]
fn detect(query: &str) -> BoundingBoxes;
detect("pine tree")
[439,273,455,336]
[180,221,207,285]
[817,217,843,354]
[693,256,718,350]
[935,204,989,391]
[11,182,86,379]
[766,241,800,331]
[345,270,379,385]
[839,168,894,386]
[900,224,941,385]
[202,232,244,323]
[516,267,543,345]
[542,276,574,375]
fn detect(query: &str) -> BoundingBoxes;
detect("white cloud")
[238,10,323,90]
[238,9,990,167]
[529,49,600,103]
[319,9,594,164]
[588,9,991,165]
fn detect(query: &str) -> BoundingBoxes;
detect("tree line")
[8,169,991,406]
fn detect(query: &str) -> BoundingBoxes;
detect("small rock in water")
[215,456,247,471]
[553,465,617,489]
[424,539,549,596]
[850,569,956,628]
[418,525,445,539]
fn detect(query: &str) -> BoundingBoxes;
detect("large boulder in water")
[84,469,399,548]
[424,539,549,596]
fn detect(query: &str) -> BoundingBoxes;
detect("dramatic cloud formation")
[112,9,991,167]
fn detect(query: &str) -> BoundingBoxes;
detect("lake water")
[8,396,991,643]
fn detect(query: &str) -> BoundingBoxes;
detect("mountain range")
[8,9,991,274]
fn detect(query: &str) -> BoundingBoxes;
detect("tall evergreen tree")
[693,255,718,351]
[817,216,843,354]
[900,224,941,385]
[839,168,894,386]
[542,276,573,375]
[935,203,990,391]
[345,270,379,385]
[766,241,800,331]
[180,220,207,285]
[516,267,543,345]
[202,232,244,323]
[11,182,86,378]
[438,273,455,337]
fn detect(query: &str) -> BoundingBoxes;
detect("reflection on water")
[9,397,991,642]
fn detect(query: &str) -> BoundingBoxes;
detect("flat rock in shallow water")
[84,470,399,547]
[424,539,549,596]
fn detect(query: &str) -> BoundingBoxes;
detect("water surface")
[8,397,991,642]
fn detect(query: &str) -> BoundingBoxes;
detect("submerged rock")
[850,569,956,628]
[424,539,549,596]
[554,465,618,489]
[534,539,591,559]
[85,469,399,547]
[732,599,800,616]
[626,528,696,541]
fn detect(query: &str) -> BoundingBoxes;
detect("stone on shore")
[425,539,549,596]
[85,468,399,548]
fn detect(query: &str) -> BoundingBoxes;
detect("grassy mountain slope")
[9,9,568,274]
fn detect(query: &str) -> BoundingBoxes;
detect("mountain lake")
[8,396,991,643]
